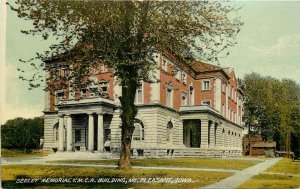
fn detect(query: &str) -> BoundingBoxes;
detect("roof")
[251,141,276,148]
[191,61,222,72]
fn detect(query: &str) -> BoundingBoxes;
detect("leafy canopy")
[8,1,242,90]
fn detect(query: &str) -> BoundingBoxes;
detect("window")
[133,120,144,140]
[81,88,87,98]
[222,103,225,116]
[89,86,98,97]
[189,85,194,105]
[181,92,187,106]
[62,68,69,77]
[53,124,59,142]
[181,72,187,84]
[56,90,64,100]
[227,107,230,118]
[202,80,210,90]
[222,82,226,93]
[202,100,211,106]
[162,57,168,71]
[231,86,234,99]
[175,68,181,80]
[166,85,173,108]
[99,81,108,97]
[166,121,173,142]
[135,84,143,104]
[75,129,81,143]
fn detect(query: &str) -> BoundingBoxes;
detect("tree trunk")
[118,70,138,169]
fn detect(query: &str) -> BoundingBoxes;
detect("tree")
[1,117,44,151]
[242,73,300,157]
[8,1,242,169]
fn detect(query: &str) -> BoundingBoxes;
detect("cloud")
[250,35,300,57]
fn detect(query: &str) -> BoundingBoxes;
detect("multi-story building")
[43,53,244,157]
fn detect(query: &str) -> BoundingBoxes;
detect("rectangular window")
[89,86,98,97]
[228,107,230,118]
[222,82,226,93]
[75,130,81,143]
[202,80,210,90]
[56,90,64,100]
[181,73,187,84]
[222,103,225,116]
[61,68,69,77]
[231,86,234,99]
[202,100,211,106]
[175,68,181,80]
[81,88,87,98]
[166,85,173,108]
[99,81,108,97]
[181,92,187,106]
[135,85,143,104]
[162,57,168,71]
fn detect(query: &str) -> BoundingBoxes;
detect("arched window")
[166,121,173,142]
[53,123,59,142]
[133,119,144,140]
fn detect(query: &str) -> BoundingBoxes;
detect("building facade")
[43,53,244,157]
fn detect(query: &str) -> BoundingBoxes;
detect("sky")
[0,1,300,124]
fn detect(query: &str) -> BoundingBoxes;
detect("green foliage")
[1,117,44,150]
[242,73,300,152]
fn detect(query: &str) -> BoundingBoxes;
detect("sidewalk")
[201,158,282,189]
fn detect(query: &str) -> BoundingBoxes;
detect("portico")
[180,105,242,150]
[55,97,114,152]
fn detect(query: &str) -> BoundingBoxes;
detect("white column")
[210,121,215,149]
[58,115,64,151]
[66,115,72,151]
[97,113,104,152]
[88,113,94,151]
[201,119,209,149]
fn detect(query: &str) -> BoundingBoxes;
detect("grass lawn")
[1,148,48,158]
[237,158,300,189]
[1,165,232,189]
[236,174,300,189]
[49,158,260,170]
[266,158,300,175]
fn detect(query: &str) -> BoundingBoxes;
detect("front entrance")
[183,119,201,148]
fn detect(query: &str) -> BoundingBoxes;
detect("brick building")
[43,53,244,157]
